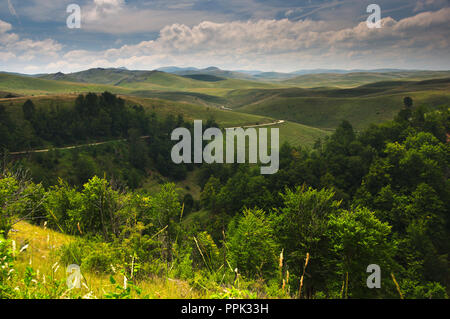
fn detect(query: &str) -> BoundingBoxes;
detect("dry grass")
[9,221,205,299]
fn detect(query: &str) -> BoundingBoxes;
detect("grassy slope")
[1,93,328,150]
[1,72,281,107]
[283,71,450,88]
[38,69,280,94]
[276,121,330,146]
[4,72,447,146]
[123,96,274,128]
[235,94,419,130]
[125,96,330,146]
[117,73,280,98]
[40,68,151,85]
[0,94,269,127]
[10,221,204,299]
[0,73,130,96]
[232,79,450,130]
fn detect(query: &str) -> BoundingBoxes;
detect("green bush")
[0,235,15,298]
[82,245,116,275]
[401,280,448,299]
[227,209,279,280]
[58,239,87,266]
[171,245,195,280]
[58,239,119,275]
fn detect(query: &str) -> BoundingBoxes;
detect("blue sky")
[0,0,449,73]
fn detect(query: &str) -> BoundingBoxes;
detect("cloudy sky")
[0,0,449,74]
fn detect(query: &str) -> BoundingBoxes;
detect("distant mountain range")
[38,68,163,85]
[12,66,445,84]
[157,66,255,80]
[155,66,441,81]
[2,67,449,90]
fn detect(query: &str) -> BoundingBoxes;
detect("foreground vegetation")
[1,92,448,298]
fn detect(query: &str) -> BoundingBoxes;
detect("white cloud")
[92,8,448,67]
[0,19,62,65]
[85,0,125,21]
[79,0,231,34]
[1,7,449,73]
[0,20,12,34]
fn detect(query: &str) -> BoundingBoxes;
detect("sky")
[0,0,449,74]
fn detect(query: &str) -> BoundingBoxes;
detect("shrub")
[401,280,448,299]
[58,239,87,266]
[82,244,116,275]
[227,208,278,280]
[0,235,15,298]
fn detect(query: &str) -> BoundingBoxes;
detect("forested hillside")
[1,93,448,299]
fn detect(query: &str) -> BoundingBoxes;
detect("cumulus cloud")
[0,19,62,63]
[0,20,12,34]
[86,7,449,70]
[85,0,126,21]
[78,0,230,34]
[414,0,449,12]
[1,7,449,73]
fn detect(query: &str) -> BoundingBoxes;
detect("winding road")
[8,120,286,156]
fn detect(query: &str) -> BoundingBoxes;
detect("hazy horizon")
[3,66,450,77]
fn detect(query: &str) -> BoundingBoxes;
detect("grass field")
[1,71,281,107]
[230,79,450,130]
[282,71,450,88]
[123,96,275,128]
[234,93,447,130]
[0,73,130,96]
[9,221,205,299]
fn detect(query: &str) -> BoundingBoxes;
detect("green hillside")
[39,68,153,85]
[230,79,450,130]
[235,92,450,130]
[0,72,128,96]
[38,68,279,93]
[283,71,450,88]
[124,96,330,146]
[123,96,275,128]
[129,90,227,106]
[1,71,278,107]
[270,120,330,146]
[2,71,449,143]
[181,74,227,82]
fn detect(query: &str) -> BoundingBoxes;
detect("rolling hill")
[0,72,129,96]
[228,78,450,130]
[35,68,280,96]
[161,66,255,80]
[2,69,449,144]
[0,91,329,148]
[282,71,450,88]
[1,70,279,106]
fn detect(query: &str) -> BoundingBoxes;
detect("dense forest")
[1,92,224,186]
[1,93,449,298]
